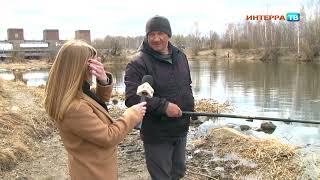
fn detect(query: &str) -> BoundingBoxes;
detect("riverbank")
[0,79,319,179]
[185,48,320,62]
[1,48,319,66]
[115,47,320,62]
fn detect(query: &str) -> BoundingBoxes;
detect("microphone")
[135,75,154,129]
[136,75,154,102]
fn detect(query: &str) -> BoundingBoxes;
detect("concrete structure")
[43,29,59,41]
[7,28,24,41]
[0,41,13,60]
[75,30,91,43]
[19,40,50,58]
[0,28,91,60]
[43,29,61,60]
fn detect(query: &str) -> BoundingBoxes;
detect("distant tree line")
[92,1,319,62]
[221,1,320,62]
[91,32,220,57]
[92,36,144,57]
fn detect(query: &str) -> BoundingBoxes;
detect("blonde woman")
[44,40,146,180]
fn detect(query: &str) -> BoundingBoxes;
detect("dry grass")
[0,60,50,71]
[187,127,303,180]
[0,148,17,171]
[0,77,3,88]
[195,99,233,113]
[0,80,54,172]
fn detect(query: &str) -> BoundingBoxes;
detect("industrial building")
[0,29,91,60]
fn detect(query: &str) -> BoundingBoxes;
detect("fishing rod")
[182,111,320,125]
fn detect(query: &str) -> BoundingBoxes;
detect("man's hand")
[165,102,182,118]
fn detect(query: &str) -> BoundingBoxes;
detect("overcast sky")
[1,0,305,40]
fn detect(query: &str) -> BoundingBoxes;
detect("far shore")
[1,48,319,71]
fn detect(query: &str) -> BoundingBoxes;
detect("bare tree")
[189,22,202,56]
[171,34,186,49]
[208,31,219,50]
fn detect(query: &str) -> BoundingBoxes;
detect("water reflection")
[1,62,319,123]
[0,69,14,80]
[0,69,48,86]
[188,60,320,146]
[22,71,48,86]
[0,61,319,145]
[189,61,320,123]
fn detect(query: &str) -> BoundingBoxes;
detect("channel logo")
[246,12,300,22]
[286,12,300,22]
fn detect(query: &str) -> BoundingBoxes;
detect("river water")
[1,60,319,146]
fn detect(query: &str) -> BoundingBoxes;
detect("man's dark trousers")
[143,137,187,180]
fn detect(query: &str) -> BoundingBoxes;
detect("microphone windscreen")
[141,75,153,87]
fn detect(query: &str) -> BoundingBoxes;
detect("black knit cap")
[145,15,172,37]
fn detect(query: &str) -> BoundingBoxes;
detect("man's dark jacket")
[124,40,194,143]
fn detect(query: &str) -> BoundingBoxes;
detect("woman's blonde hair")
[44,40,97,122]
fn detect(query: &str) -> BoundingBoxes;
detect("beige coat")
[57,83,141,180]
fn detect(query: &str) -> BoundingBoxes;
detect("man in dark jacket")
[124,15,194,180]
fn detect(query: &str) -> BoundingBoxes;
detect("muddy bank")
[187,127,302,179]
[0,78,54,174]
[186,48,320,62]
[185,48,265,61]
